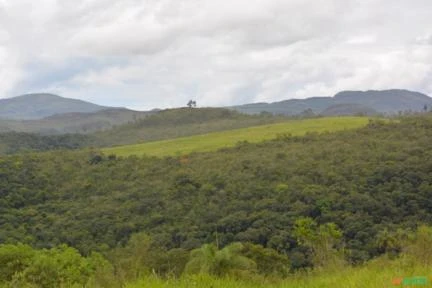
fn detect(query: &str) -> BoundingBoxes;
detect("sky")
[0,0,431,110]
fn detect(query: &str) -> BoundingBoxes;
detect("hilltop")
[92,107,287,147]
[0,93,109,120]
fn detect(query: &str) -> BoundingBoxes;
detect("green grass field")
[103,117,370,157]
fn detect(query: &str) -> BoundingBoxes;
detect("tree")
[187,100,197,108]
[0,244,34,282]
[109,233,153,282]
[299,108,315,118]
[10,245,96,288]
[241,243,290,276]
[375,228,408,256]
[184,243,256,276]
[293,217,344,269]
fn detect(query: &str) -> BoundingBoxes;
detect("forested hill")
[0,108,152,134]
[0,93,108,120]
[0,113,431,268]
[91,107,286,147]
[0,108,282,154]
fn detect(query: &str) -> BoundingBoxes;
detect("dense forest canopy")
[0,115,430,265]
[0,114,431,286]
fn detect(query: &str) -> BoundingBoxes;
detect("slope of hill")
[0,108,152,134]
[231,89,432,115]
[0,108,291,153]
[0,93,108,120]
[103,116,370,157]
[92,107,289,147]
[321,103,378,116]
[0,132,93,154]
[231,97,331,115]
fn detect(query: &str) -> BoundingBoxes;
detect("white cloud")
[0,0,431,109]
[416,34,432,45]
[345,35,377,45]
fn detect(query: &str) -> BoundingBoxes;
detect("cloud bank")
[0,0,431,109]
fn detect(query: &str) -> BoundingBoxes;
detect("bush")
[0,244,104,287]
[0,244,34,282]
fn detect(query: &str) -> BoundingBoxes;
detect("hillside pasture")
[103,117,370,157]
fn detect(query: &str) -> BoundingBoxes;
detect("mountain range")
[231,89,432,115]
[0,89,430,134]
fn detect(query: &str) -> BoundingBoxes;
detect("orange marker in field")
[392,277,403,285]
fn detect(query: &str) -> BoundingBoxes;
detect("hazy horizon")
[3,88,431,111]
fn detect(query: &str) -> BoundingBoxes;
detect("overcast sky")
[0,0,431,110]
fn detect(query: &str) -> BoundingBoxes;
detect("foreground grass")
[104,117,370,157]
[126,257,432,288]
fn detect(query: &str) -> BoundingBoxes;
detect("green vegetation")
[0,244,106,287]
[1,226,432,287]
[0,108,290,154]
[0,108,277,154]
[125,257,432,288]
[0,108,151,134]
[0,109,369,156]
[103,117,369,157]
[0,113,431,287]
[184,242,256,276]
[0,132,92,154]
[0,116,429,259]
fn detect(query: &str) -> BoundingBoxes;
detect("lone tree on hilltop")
[187,100,197,108]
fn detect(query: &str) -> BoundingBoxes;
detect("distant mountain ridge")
[231,89,432,115]
[0,108,153,134]
[1,89,431,135]
[333,90,431,113]
[0,93,108,120]
[0,93,153,134]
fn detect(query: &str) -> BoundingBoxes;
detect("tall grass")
[126,256,432,288]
